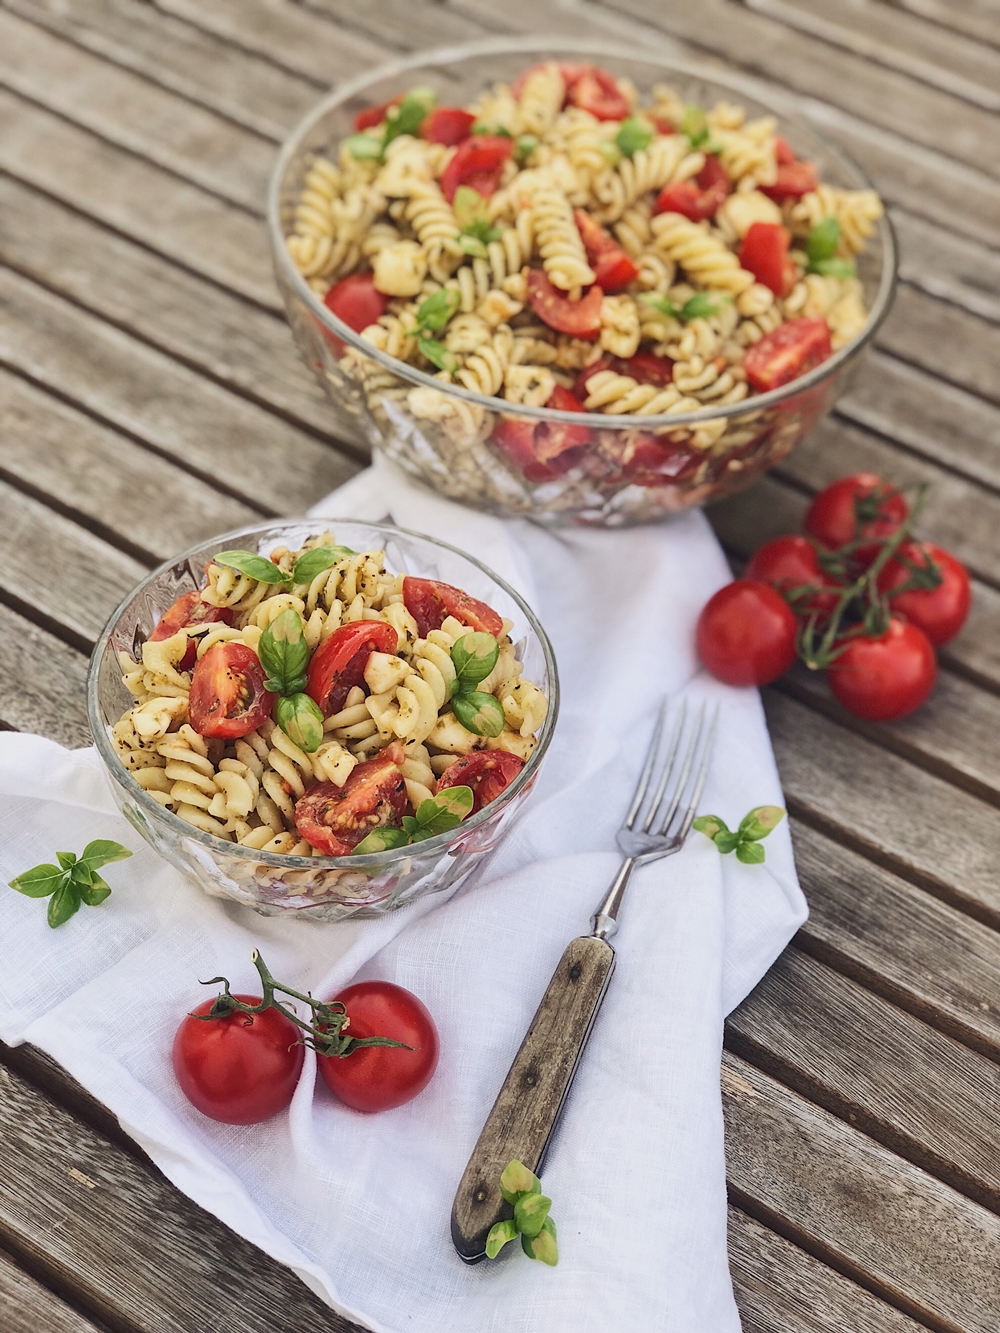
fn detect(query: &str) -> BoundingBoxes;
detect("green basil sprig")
[213,550,290,585]
[693,805,785,864]
[343,132,384,161]
[453,185,502,259]
[805,218,856,279]
[514,133,538,164]
[346,87,437,161]
[292,546,356,585]
[639,291,732,322]
[258,608,310,696]
[615,115,653,158]
[452,692,505,738]
[353,826,411,854]
[9,840,131,928]
[487,1160,559,1265]
[447,633,505,737]
[276,693,325,753]
[402,786,474,841]
[413,288,461,374]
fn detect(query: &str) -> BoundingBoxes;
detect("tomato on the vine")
[696,581,799,686]
[877,541,971,647]
[437,750,525,814]
[403,577,504,639]
[827,617,936,721]
[150,591,233,671]
[804,473,908,553]
[745,536,841,619]
[318,980,439,1112]
[188,642,275,739]
[172,996,303,1125]
[295,746,408,856]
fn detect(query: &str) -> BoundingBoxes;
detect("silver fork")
[451,700,718,1262]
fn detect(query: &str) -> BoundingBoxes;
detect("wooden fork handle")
[450,934,616,1262]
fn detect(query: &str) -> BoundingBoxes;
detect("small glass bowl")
[88,521,558,922]
[268,37,896,527]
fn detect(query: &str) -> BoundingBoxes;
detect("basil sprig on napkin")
[486,1160,559,1265]
[693,805,785,864]
[9,840,132,927]
[259,609,324,752]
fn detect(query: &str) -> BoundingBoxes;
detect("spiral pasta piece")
[591,137,701,223]
[527,175,595,291]
[650,214,756,295]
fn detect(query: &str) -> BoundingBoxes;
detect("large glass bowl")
[268,38,896,526]
[88,521,558,922]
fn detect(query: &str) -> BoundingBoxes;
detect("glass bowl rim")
[87,517,560,873]
[267,34,898,430]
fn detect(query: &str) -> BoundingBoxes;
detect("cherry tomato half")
[150,590,233,671]
[742,318,833,393]
[188,642,275,739]
[573,210,639,294]
[568,66,630,121]
[294,745,407,856]
[436,750,525,814]
[172,996,303,1125]
[739,222,797,297]
[440,135,512,203]
[306,620,399,717]
[696,580,799,686]
[403,577,504,639]
[353,97,400,132]
[761,157,819,201]
[422,106,476,145]
[877,541,971,647]
[318,981,439,1113]
[526,270,603,338]
[654,154,731,222]
[804,473,909,552]
[324,273,388,334]
[827,617,936,721]
[574,351,674,401]
[745,535,841,619]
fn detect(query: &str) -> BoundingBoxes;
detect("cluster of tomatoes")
[696,473,971,721]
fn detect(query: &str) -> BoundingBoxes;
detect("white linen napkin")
[0,457,806,1333]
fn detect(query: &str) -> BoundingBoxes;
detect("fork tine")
[674,705,719,843]
[653,702,706,837]
[641,700,687,833]
[623,699,667,829]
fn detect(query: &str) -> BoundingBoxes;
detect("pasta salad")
[285,60,884,488]
[111,536,547,858]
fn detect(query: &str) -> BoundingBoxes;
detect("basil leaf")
[213,550,290,585]
[79,839,132,871]
[402,786,474,841]
[713,830,740,855]
[453,692,505,737]
[78,873,112,907]
[48,879,81,928]
[8,863,65,898]
[276,693,325,752]
[738,805,786,841]
[638,292,680,320]
[292,545,356,585]
[615,116,653,158]
[736,839,767,865]
[353,826,410,854]
[681,292,731,321]
[810,257,857,279]
[384,87,436,145]
[451,632,499,688]
[416,288,460,333]
[417,336,458,375]
[56,850,77,871]
[806,216,840,265]
[344,132,385,161]
[681,103,708,147]
[500,1159,541,1203]
[453,185,489,231]
[485,1219,519,1260]
[458,234,488,258]
[514,133,539,163]
[523,1216,558,1265]
[259,609,310,696]
[692,814,729,841]
[472,120,513,139]
[514,1192,552,1239]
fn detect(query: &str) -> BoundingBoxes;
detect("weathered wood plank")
[891,209,1000,325]
[722,1051,1000,1332]
[0,268,358,515]
[0,605,90,745]
[0,1250,104,1333]
[877,285,1000,409]
[0,1062,365,1333]
[302,0,486,51]
[727,948,1000,1212]
[728,1207,928,1333]
[881,0,1000,49]
[2,371,257,563]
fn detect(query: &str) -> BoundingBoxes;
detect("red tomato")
[827,617,936,720]
[739,222,797,297]
[622,350,674,386]
[493,418,566,483]
[745,536,841,618]
[324,272,388,335]
[743,318,833,393]
[353,97,400,132]
[526,270,603,338]
[804,473,909,552]
[188,642,275,739]
[696,580,799,686]
[318,981,439,1112]
[172,996,303,1125]
[306,620,399,716]
[534,384,592,461]
[402,577,504,639]
[150,590,233,671]
[440,135,512,203]
[436,750,525,814]
[294,746,407,856]
[877,541,970,647]
[654,154,731,222]
[761,158,819,201]
[422,106,476,145]
[573,210,639,293]
[775,136,797,166]
[568,66,630,121]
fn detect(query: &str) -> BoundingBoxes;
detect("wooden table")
[2,1,998,1328]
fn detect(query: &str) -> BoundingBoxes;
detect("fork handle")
[450,935,616,1262]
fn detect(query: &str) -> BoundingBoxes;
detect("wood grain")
[0,1250,104,1333]
[451,935,615,1261]
[0,605,90,745]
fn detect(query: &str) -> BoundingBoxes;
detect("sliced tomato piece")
[568,67,629,121]
[774,136,797,166]
[436,750,525,815]
[422,107,476,146]
[306,620,399,717]
[573,209,638,293]
[526,270,603,338]
[188,642,275,740]
[743,318,833,393]
[491,385,591,479]
[622,351,674,386]
[323,273,388,334]
[294,745,407,856]
[353,97,400,132]
[402,578,504,640]
[761,159,819,202]
[654,155,731,221]
[533,384,592,462]
[150,591,233,671]
[620,432,702,488]
[739,222,797,297]
[440,136,513,203]
[650,114,677,135]
[572,353,616,400]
